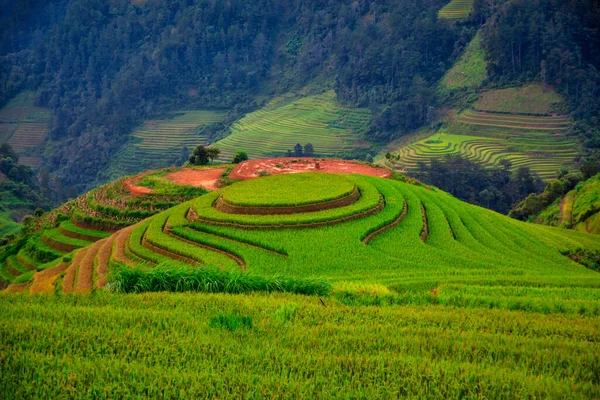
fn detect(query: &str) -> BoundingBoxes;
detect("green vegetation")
[4,172,600,397]
[107,110,226,178]
[2,292,600,397]
[109,263,331,296]
[221,173,355,207]
[389,105,577,180]
[438,0,474,19]
[215,91,372,161]
[474,84,565,115]
[523,173,600,234]
[440,34,486,91]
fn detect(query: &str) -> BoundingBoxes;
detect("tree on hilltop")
[189,145,220,165]
[294,143,303,157]
[232,151,248,164]
[304,143,314,157]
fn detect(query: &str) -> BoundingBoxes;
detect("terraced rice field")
[110,110,226,176]
[9,172,598,297]
[3,173,600,397]
[393,110,577,180]
[0,91,51,168]
[214,91,372,162]
[438,0,474,19]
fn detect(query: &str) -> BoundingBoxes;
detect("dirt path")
[164,168,226,191]
[229,158,391,180]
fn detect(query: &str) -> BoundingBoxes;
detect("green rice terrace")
[108,110,226,177]
[389,86,577,180]
[0,91,51,169]
[214,91,372,161]
[438,0,474,20]
[2,170,600,397]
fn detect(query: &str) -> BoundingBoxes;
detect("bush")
[107,263,331,296]
[232,151,248,164]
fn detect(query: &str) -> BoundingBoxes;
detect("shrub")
[107,263,331,296]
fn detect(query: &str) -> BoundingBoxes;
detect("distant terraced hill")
[107,110,226,177]
[214,91,372,162]
[438,0,474,20]
[388,85,578,180]
[0,91,51,169]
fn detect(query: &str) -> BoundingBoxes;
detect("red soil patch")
[165,168,226,191]
[229,158,392,180]
[123,172,152,197]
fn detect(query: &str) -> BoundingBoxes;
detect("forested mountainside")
[0,0,461,192]
[0,0,599,197]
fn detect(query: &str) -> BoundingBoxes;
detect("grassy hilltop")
[2,170,600,397]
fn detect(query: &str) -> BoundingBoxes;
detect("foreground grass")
[1,292,599,398]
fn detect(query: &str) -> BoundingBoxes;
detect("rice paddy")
[108,110,226,177]
[390,108,578,180]
[438,0,474,20]
[214,91,372,161]
[0,91,51,169]
[2,172,600,397]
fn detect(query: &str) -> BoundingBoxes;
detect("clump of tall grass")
[107,262,331,296]
[209,311,253,330]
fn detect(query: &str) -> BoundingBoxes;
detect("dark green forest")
[0,0,599,204]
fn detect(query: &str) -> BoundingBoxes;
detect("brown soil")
[30,263,68,295]
[96,236,116,288]
[62,248,88,294]
[75,240,103,293]
[164,168,226,191]
[229,158,392,180]
[112,226,137,266]
[3,282,29,294]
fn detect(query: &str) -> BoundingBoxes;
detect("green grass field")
[440,34,486,91]
[474,83,565,115]
[438,0,474,19]
[108,110,226,177]
[2,172,600,397]
[214,91,372,162]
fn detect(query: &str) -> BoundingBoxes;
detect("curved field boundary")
[420,204,429,242]
[166,228,246,271]
[58,223,108,243]
[95,236,115,288]
[214,186,360,215]
[112,227,139,267]
[362,200,408,245]
[4,261,20,277]
[75,240,104,293]
[30,263,68,294]
[3,282,29,293]
[138,222,202,267]
[187,225,288,257]
[446,216,456,240]
[72,215,125,233]
[62,248,88,294]
[42,233,81,253]
[190,194,385,230]
[17,253,38,270]
[141,232,202,267]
